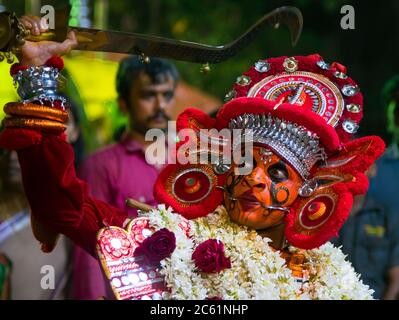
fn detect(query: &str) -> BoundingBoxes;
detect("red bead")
[331,62,347,74]
[45,56,64,70]
[10,63,29,76]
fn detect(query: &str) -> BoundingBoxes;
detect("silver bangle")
[13,65,67,108]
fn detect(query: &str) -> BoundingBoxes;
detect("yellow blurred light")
[64,54,119,120]
[0,62,19,120]
[172,19,188,36]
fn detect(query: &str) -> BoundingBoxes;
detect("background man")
[332,186,399,299]
[72,56,179,300]
[368,76,399,209]
[333,82,399,299]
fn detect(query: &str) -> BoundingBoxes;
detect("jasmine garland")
[139,205,374,300]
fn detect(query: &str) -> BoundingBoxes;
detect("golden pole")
[25,0,41,15]
[126,198,155,213]
[94,0,108,29]
[93,0,108,59]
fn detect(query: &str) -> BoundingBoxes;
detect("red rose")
[192,239,231,273]
[137,228,176,263]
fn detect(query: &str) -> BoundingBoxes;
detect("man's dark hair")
[116,56,179,104]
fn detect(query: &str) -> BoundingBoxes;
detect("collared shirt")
[331,196,399,299]
[78,135,160,216]
[72,135,161,300]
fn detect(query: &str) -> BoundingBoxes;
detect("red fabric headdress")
[154,54,385,249]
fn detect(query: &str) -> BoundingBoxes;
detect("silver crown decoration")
[229,113,326,178]
[13,66,66,107]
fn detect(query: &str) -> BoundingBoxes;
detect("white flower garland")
[140,205,374,300]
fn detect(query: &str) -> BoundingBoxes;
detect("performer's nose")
[246,167,267,190]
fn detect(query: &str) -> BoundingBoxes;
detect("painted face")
[224,146,303,230]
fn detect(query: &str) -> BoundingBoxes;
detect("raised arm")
[0,16,128,257]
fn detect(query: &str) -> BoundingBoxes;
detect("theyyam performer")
[0,15,386,300]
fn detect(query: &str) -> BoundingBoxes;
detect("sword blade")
[67,6,302,64]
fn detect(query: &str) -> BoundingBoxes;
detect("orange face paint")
[224,146,303,230]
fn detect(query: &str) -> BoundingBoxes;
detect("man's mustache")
[147,110,171,122]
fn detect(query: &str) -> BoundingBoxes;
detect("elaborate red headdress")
[154,54,385,249]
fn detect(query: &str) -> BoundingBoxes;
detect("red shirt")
[72,136,160,299]
[78,136,159,216]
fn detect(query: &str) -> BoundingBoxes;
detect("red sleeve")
[17,134,128,257]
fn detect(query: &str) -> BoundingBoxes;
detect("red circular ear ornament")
[173,168,212,203]
[154,164,226,220]
[284,135,386,249]
[297,195,335,229]
[285,187,353,249]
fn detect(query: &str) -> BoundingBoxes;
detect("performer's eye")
[267,162,288,182]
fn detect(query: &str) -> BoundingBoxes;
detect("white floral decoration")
[139,205,374,300]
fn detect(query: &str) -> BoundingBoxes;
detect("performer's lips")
[238,191,261,211]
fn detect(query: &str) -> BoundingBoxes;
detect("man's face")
[224,146,303,230]
[126,72,175,134]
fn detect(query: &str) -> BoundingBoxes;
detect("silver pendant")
[298,178,318,197]
[254,60,270,73]
[316,60,330,70]
[341,85,359,97]
[342,119,359,133]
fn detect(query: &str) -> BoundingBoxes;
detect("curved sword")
[0,6,303,64]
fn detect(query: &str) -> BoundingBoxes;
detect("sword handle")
[25,31,57,42]
[0,6,70,62]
